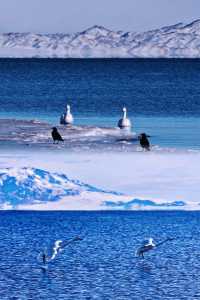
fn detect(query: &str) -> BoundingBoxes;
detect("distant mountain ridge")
[0,20,200,58]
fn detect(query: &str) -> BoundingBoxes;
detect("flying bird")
[38,236,83,269]
[50,236,83,261]
[136,237,174,258]
[139,133,150,151]
[51,127,64,144]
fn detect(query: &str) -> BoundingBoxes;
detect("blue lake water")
[0,59,200,298]
[0,59,199,206]
[0,211,200,300]
[0,58,200,150]
[0,58,200,117]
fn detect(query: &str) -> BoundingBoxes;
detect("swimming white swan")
[60,104,74,125]
[118,107,131,129]
[136,237,174,258]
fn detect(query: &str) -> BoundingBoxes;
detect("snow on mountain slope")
[0,167,188,210]
[0,20,200,58]
[0,167,126,209]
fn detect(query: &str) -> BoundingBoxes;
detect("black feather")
[139,133,150,151]
[51,127,64,143]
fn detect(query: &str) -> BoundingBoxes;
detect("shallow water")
[0,211,200,300]
[1,117,200,151]
[0,118,138,152]
[0,59,200,150]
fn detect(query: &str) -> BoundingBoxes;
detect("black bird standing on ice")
[51,127,64,144]
[139,133,150,151]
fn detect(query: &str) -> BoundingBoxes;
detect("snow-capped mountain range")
[0,167,124,210]
[0,167,186,210]
[0,19,200,58]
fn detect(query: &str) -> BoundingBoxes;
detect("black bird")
[139,133,150,151]
[51,127,64,144]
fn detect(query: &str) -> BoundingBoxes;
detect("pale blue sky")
[0,0,199,33]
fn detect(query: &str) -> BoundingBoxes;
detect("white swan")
[118,107,132,129]
[60,104,74,125]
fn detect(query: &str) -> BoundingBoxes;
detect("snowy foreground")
[0,20,200,58]
[0,149,199,210]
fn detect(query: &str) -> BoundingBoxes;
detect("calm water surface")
[0,58,200,117]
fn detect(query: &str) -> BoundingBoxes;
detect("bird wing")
[60,236,82,248]
[50,240,63,260]
[57,132,63,140]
